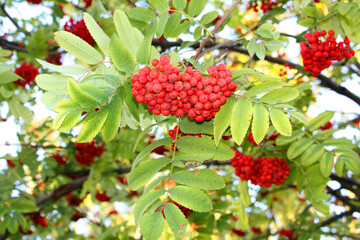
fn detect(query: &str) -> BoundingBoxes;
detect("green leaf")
[288,111,309,125]
[83,12,110,58]
[128,7,156,22]
[164,12,182,38]
[319,152,334,178]
[335,158,344,176]
[149,0,169,12]
[67,78,98,108]
[77,108,109,142]
[231,98,252,145]
[187,0,206,17]
[275,129,304,146]
[173,0,187,10]
[269,108,292,136]
[54,31,103,65]
[169,186,212,212]
[251,104,269,145]
[134,189,165,225]
[287,138,314,159]
[214,97,234,146]
[300,144,324,166]
[176,136,234,161]
[260,87,299,104]
[255,44,266,60]
[172,169,225,190]
[247,38,256,57]
[0,63,13,74]
[8,99,33,123]
[114,9,138,56]
[143,176,168,195]
[173,153,214,162]
[180,118,213,135]
[264,40,283,51]
[171,20,191,38]
[35,74,69,90]
[169,51,181,63]
[132,137,174,169]
[36,59,87,75]
[343,155,360,174]
[0,71,20,84]
[136,35,153,64]
[7,217,18,234]
[58,111,82,131]
[244,81,287,97]
[156,12,169,38]
[238,181,251,207]
[308,111,334,131]
[0,86,13,98]
[0,206,9,219]
[101,88,123,142]
[79,83,108,104]
[200,11,219,25]
[164,203,188,236]
[128,157,171,191]
[9,199,37,213]
[337,3,353,15]
[140,211,165,240]
[110,34,135,73]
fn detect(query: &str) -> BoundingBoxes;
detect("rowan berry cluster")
[319,121,332,130]
[66,193,84,207]
[131,55,237,122]
[71,212,85,221]
[29,212,48,227]
[64,19,95,46]
[248,0,278,13]
[300,30,355,76]
[231,228,246,236]
[26,0,42,4]
[247,132,280,146]
[279,229,295,240]
[14,63,39,87]
[251,226,262,234]
[74,141,104,166]
[84,0,93,8]
[50,152,68,165]
[230,152,290,187]
[6,159,15,168]
[45,52,62,65]
[95,190,111,202]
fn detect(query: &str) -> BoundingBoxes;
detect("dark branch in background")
[152,39,360,107]
[72,3,86,12]
[193,0,241,61]
[0,38,26,52]
[319,209,354,227]
[0,3,30,36]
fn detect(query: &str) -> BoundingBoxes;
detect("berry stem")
[193,0,241,61]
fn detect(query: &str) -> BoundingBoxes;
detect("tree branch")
[0,3,29,36]
[0,38,26,52]
[319,209,354,227]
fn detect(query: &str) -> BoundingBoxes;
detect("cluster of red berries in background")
[319,121,332,130]
[300,30,355,76]
[64,19,95,46]
[84,0,93,8]
[247,132,280,146]
[279,229,295,240]
[148,135,169,155]
[230,152,290,188]
[95,190,111,202]
[6,159,15,168]
[29,212,48,227]
[231,228,246,236]
[71,212,85,221]
[66,193,84,207]
[131,55,237,122]
[14,63,39,87]
[248,0,278,13]
[26,0,42,4]
[74,141,104,166]
[157,200,192,218]
[50,152,68,165]
[45,52,62,65]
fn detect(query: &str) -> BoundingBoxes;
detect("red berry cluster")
[72,212,85,221]
[14,63,39,87]
[247,132,280,146]
[117,176,128,185]
[26,0,42,4]
[279,229,295,240]
[300,30,355,76]
[84,0,93,8]
[251,226,262,234]
[131,55,237,122]
[64,19,95,46]
[6,159,15,168]
[45,52,62,65]
[231,228,246,237]
[95,190,111,202]
[74,141,104,166]
[248,0,278,13]
[29,212,48,227]
[319,121,332,130]
[50,152,68,165]
[66,193,84,207]
[230,152,290,187]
